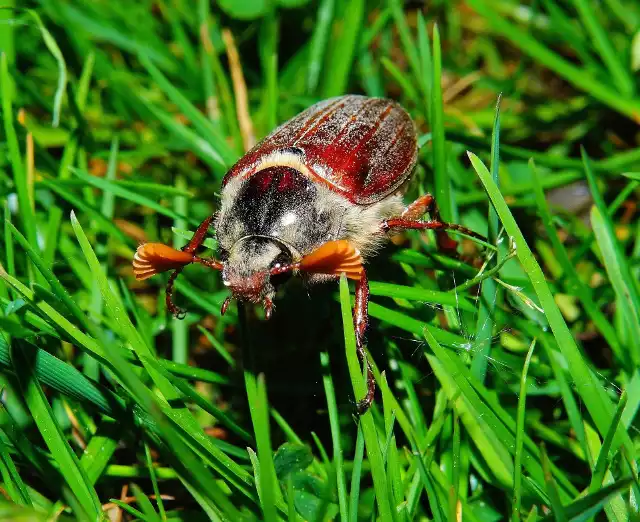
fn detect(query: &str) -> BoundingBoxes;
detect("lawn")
[1,0,640,520]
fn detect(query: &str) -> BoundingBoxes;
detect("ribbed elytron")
[133,95,482,412]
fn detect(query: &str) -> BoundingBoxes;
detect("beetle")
[133,95,482,412]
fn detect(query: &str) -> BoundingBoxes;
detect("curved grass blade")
[468,151,633,455]
[512,339,536,522]
[12,341,102,520]
[339,274,393,522]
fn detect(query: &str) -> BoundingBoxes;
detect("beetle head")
[222,235,293,309]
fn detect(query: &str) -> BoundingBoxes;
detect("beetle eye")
[271,251,291,269]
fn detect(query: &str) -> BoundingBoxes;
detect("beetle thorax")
[216,166,344,301]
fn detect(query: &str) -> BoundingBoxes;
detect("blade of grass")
[246,373,278,522]
[471,94,502,381]
[339,274,393,522]
[138,53,235,168]
[512,339,536,522]
[589,391,628,494]
[539,479,633,522]
[130,483,161,522]
[12,341,102,520]
[539,335,588,465]
[70,211,258,511]
[307,0,335,93]
[540,443,567,521]
[72,168,197,226]
[320,351,348,522]
[468,151,633,455]
[259,9,278,132]
[467,0,640,121]
[573,0,634,97]
[321,0,364,97]
[81,420,121,485]
[0,436,32,506]
[588,197,640,366]
[431,24,452,222]
[2,53,37,257]
[348,423,365,522]
[24,10,67,127]
[369,281,476,312]
[530,160,623,366]
[172,175,188,364]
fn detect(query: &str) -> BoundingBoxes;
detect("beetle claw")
[221,295,232,316]
[264,297,273,320]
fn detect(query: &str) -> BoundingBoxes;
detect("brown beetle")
[134,95,482,412]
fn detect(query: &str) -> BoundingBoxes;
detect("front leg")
[353,269,376,414]
[167,213,221,317]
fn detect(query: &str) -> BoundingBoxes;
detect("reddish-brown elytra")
[133,95,483,413]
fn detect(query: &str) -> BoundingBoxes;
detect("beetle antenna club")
[133,95,485,414]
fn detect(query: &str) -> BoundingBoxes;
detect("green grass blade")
[320,351,348,522]
[339,275,393,522]
[530,160,623,366]
[0,435,32,506]
[321,0,364,97]
[540,444,567,522]
[2,53,37,256]
[539,479,632,522]
[307,0,335,93]
[589,391,628,494]
[467,0,640,121]
[246,373,278,522]
[512,339,536,522]
[468,151,633,455]
[348,423,365,522]
[573,0,634,96]
[590,205,640,366]
[471,94,501,381]
[12,341,102,519]
[138,53,235,167]
[431,24,452,222]
[24,10,68,127]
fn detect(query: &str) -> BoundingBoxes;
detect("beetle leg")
[221,295,232,316]
[399,194,458,254]
[353,269,375,414]
[382,217,485,254]
[163,215,222,318]
[183,214,215,254]
[264,296,274,320]
[166,268,186,319]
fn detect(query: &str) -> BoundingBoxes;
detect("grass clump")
[1,1,640,520]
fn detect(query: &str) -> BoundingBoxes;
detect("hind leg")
[399,194,458,254]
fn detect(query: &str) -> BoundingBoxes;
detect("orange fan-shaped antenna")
[133,243,194,280]
[299,240,363,280]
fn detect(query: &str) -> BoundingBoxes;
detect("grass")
[1,0,640,520]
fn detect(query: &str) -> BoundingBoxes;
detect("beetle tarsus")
[355,365,376,415]
[166,269,186,319]
[221,295,232,316]
[264,297,273,320]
